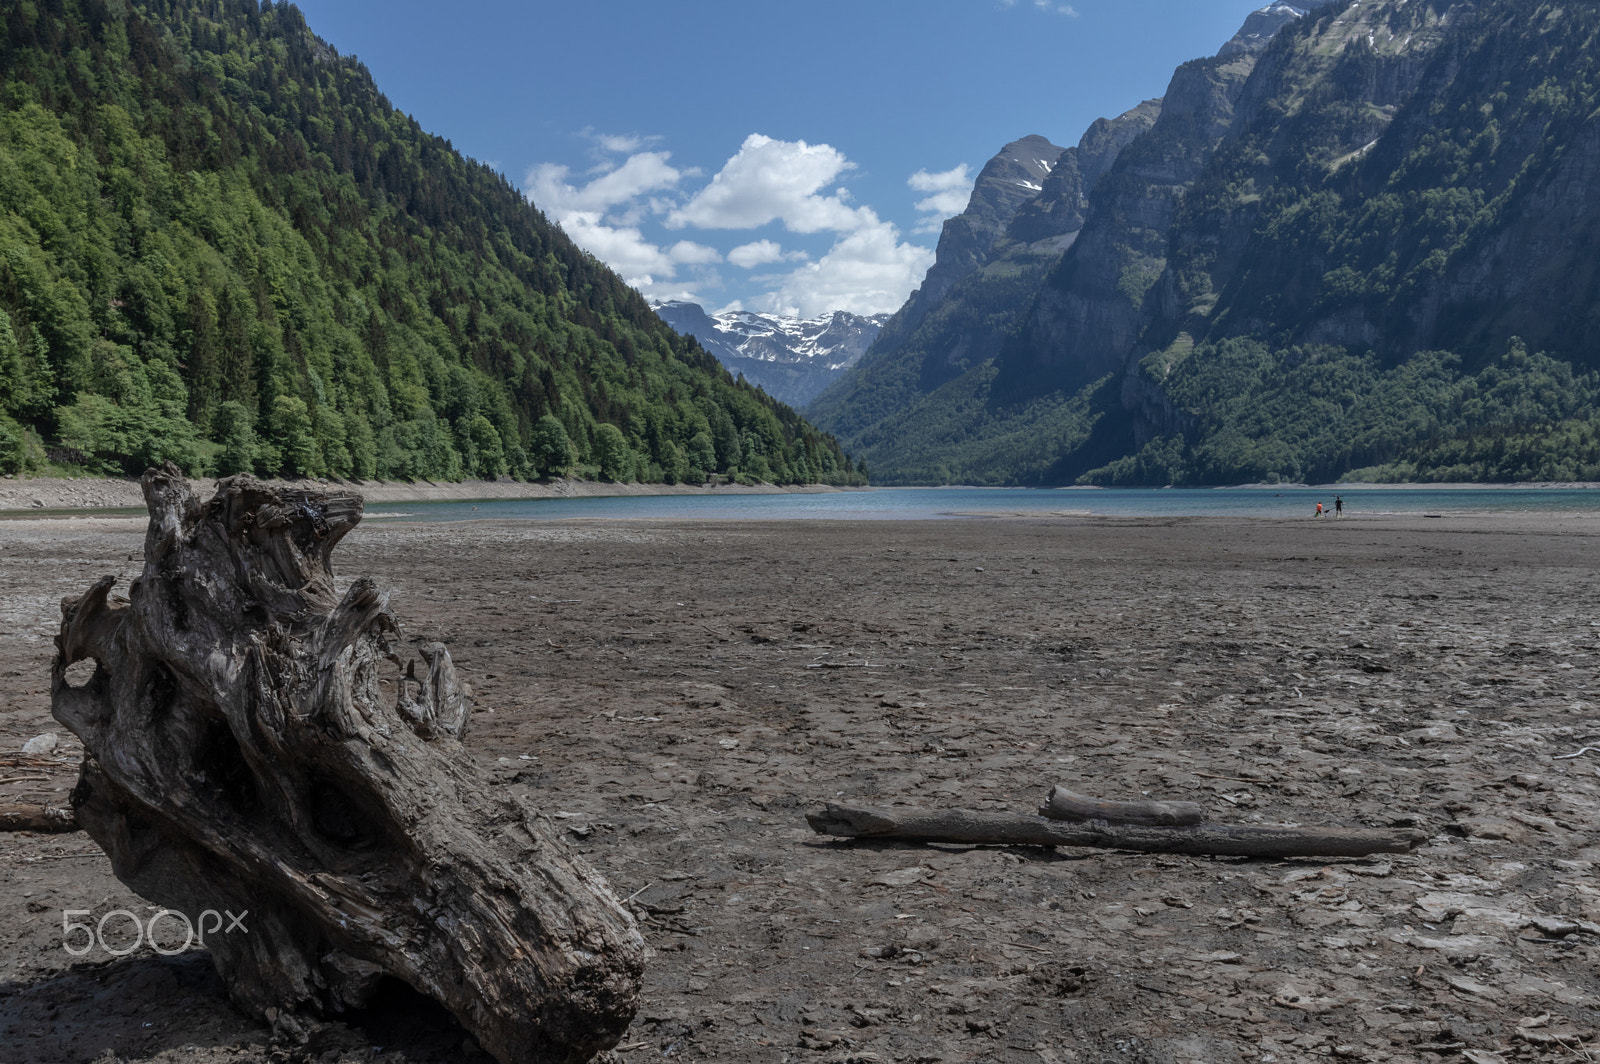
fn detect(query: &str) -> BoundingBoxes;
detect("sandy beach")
[2,508,1597,1063]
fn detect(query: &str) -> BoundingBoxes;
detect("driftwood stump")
[50,466,643,1064]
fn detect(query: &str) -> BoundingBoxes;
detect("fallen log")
[0,802,78,832]
[808,802,1426,858]
[51,466,643,1064]
[1039,785,1203,826]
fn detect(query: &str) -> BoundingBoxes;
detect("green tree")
[530,413,576,478]
[687,431,717,478]
[214,401,259,476]
[592,423,633,482]
[464,414,507,479]
[660,439,689,485]
[744,453,773,483]
[0,310,25,419]
[316,406,354,479]
[0,415,26,475]
[270,396,319,477]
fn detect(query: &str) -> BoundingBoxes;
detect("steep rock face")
[1008,99,1163,246]
[1219,2,1339,57]
[1099,0,1600,487]
[914,134,1066,309]
[810,106,1156,441]
[998,45,1268,396]
[1229,0,1593,360]
[1125,0,1595,447]
[651,302,887,408]
[853,136,1066,383]
[820,0,1600,487]
[809,0,1347,483]
[1125,0,1466,443]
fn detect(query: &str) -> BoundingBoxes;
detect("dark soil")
[2,512,1597,1064]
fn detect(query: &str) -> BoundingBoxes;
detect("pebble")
[21,732,58,755]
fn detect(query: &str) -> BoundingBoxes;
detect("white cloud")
[528,152,682,215]
[727,239,799,269]
[595,132,648,154]
[999,0,1078,13]
[553,212,675,283]
[756,217,934,318]
[529,133,938,317]
[668,134,870,233]
[668,240,721,265]
[909,164,974,233]
[908,165,972,196]
[527,151,709,300]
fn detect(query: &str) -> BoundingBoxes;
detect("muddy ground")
[1,510,1597,1064]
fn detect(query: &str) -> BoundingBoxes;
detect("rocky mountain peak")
[1218,0,1342,58]
[650,301,889,409]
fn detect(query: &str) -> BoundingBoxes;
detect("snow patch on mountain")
[651,300,890,408]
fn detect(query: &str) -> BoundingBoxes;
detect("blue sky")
[291,1,1269,317]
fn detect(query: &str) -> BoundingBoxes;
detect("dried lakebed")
[1,512,1597,1064]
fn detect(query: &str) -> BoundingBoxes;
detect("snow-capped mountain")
[651,300,890,409]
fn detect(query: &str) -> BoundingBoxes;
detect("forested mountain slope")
[0,0,863,486]
[817,0,1600,486]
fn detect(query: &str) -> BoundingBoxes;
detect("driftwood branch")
[50,466,643,1064]
[0,802,78,832]
[808,803,1426,858]
[1039,785,1204,826]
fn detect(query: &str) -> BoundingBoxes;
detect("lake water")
[365,485,1600,523]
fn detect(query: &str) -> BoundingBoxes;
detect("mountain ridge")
[814,0,1600,486]
[650,300,887,408]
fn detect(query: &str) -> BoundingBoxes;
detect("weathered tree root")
[808,802,1427,858]
[0,802,78,832]
[51,466,644,1064]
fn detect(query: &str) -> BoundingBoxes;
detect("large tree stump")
[50,466,643,1064]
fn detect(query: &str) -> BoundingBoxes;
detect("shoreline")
[4,474,1596,518]
[0,474,852,513]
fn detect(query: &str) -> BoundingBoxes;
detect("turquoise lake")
[365,485,1600,522]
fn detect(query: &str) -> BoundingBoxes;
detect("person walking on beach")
[1335,495,1343,517]
[1315,502,1323,517]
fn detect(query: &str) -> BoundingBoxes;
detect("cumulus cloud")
[526,151,704,297]
[668,134,869,233]
[727,239,797,269]
[528,132,936,315]
[909,164,974,234]
[757,218,934,318]
[528,152,682,215]
[668,240,721,265]
[593,132,649,154]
